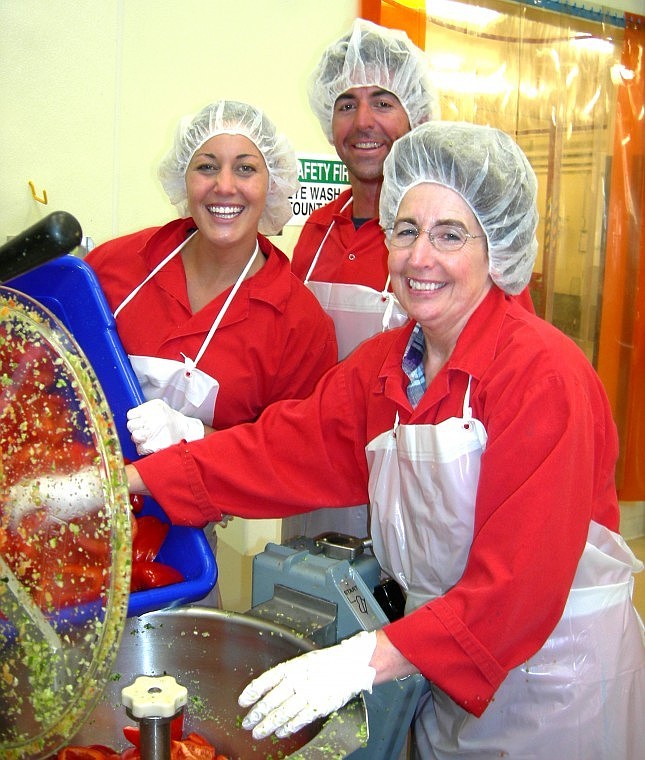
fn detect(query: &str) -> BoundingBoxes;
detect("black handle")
[0,211,83,283]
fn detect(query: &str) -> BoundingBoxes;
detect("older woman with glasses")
[123,120,644,758]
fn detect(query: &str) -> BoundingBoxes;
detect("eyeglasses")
[386,221,485,252]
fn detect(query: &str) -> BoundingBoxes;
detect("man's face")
[331,86,411,184]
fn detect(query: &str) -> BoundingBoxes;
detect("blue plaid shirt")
[402,324,427,408]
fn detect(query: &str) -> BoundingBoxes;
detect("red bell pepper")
[35,564,105,610]
[130,561,184,592]
[131,515,169,564]
[120,721,221,760]
[171,733,217,759]
[58,728,224,760]
[129,493,145,514]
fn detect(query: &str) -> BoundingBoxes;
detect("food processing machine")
[248,533,428,759]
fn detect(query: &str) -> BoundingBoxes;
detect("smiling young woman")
[85,100,338,607]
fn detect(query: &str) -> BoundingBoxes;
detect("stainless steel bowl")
[67,607,366,759]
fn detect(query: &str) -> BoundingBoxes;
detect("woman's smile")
[406,277,447,292]
[206,203,245,220]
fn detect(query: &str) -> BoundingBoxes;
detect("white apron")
[113,234,259,427]
[306,278,409,362]
[303,196,408,362]
[365,381,645,759]
[283,198,406,543]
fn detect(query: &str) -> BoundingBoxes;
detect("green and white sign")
[287,154,350,225]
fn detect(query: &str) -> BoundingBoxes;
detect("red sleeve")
[134,357,375,526]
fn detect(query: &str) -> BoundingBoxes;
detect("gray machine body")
[249,535,428,759]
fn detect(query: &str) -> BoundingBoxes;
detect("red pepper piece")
[131,515,169,563]
[35,564,104,610]
[129,493,145,514]
[122,714,184,748]
[171,733,217,759]
[130,561,184,592]
[122,725,140,748]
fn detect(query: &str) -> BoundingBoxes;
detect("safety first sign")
[287,154,350,225]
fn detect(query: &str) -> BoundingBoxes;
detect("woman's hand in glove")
[4,468,104,526]
[238,630,377,740]
[126,399,204,455]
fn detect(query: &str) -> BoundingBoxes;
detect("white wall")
[0,0,358,253]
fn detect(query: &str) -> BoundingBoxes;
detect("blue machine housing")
[8,254,217,616]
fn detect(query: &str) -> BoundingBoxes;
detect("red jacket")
[290,189,391,290]
[87,218,337,429]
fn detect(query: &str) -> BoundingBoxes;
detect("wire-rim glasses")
[386,221,485,252]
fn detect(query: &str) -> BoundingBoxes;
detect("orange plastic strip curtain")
[360,0,426,48]
[597,13,645,499]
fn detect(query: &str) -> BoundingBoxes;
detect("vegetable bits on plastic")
[0,327,183,609]
[0,288,131,760]
[0,309,118,616]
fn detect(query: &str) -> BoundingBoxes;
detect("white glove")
[238,630,377,740]
[4,468,104,526]
[126,399,204,455]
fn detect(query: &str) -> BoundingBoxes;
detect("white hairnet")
[380,122,539,295]
[158,100,298,235]
[308,18,439,143]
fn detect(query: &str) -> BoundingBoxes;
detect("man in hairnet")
[292,18,438,359]
[286,18,439,541]
[126,121,644,758]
